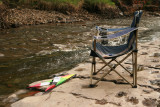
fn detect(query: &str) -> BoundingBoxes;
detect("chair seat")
[90,43,133,59]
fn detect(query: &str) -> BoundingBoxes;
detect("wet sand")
[10,38,160,107]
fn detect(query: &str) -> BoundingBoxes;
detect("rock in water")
[3,94,19,103]
[0,53,4,57]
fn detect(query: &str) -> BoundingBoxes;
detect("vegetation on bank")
[2,0,115,13]
[1,0,160,13]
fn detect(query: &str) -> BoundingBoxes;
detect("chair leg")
[131,53,134,77]
[93,57,96,75]
[90,56,96,87]
[90,60,93,86]
[133,52,137,88]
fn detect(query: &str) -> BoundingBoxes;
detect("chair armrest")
[93,36,108,40]
[94,27,138,40]
[96,26,130,32]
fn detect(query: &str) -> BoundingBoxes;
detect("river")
[0,16,160,98]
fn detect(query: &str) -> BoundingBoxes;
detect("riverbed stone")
[14,90,28,95]
[3,94,19,103]
[157,75,160,78]
[150,71,159,74]
[150,80,160,85]
[151,59,159,63]
[0,53,4,57]
[126,97,139,105]
[143,89,153,94]
[155,64,160,67]
[153,53,160,57]
[141,52,148,55]
[115,91,127,98]
[137,65,145,71]
[142,98,157,107]
[34,92,43,96]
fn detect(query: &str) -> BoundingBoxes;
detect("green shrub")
[145,0,152,5]
[84,0,115,6]
[16,0,83,12]
[83,0,115,13]
[2,0,115,13]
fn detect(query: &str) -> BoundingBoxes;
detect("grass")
[15,0,83,12]
[19,0,82,7]
[83,0,115,13]
[85,0,115,6]
[145,0,152,5]
[2,0,116,13]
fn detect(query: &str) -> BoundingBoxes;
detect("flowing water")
[0,16,160,97]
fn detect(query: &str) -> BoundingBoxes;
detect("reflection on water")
[0,16,160,96]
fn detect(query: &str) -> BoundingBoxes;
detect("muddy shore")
[7,38,160,107]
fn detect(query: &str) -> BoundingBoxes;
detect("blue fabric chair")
[90,10,143,88]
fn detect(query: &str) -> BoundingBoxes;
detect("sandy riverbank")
[9,38,160,107]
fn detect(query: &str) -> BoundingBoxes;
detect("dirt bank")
[0,4,121,29]
[1,0,160,30]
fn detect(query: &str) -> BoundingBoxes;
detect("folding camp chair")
[90,10,143,88]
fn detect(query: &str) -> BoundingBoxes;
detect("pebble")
[143,89,152,94]
[142,98,157,107]
[150,80,160,85]
[124,60,132,64]
[151,59,159,63]
[31,38,39,41]
[149,43,155,45]
[0,95,7,101]
[126,97,139,105]
[126,66,132,71]
[49,72,68,78]
[36,50,53,56]
[75,68,85,72]
[141,52,148,55]
[155,64,160,67]
[115,91,127,97]
[35,92,43,96]
[150,71,159,74]
[3,94,19,103]
[137,65,144,71]
[14,89,28,95]
[0,53,4,57]
[157,75,160,78]
[153,53,160,57]
[115,79,125,84]
[141,45,149,48]
[95,99,107,105]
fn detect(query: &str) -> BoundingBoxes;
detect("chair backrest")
[127,10,143,49]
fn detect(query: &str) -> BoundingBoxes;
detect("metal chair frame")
[90,11,141,88]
